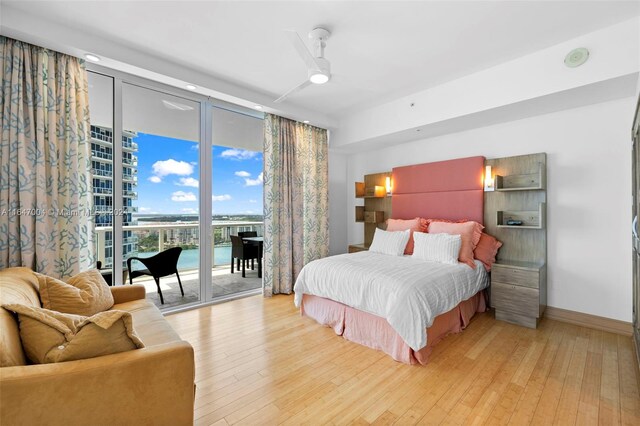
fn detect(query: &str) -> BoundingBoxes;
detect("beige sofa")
[0,267,195,426]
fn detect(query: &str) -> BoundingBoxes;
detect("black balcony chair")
[238,231,259,270]
[126,247,184,305]
[230,235,260,278]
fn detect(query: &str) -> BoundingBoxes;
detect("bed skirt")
[300,290,487,365]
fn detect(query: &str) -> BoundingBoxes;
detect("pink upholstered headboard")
[392,156,485,224]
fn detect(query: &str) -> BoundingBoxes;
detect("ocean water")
[137,246,232,270]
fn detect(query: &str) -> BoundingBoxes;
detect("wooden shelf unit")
[497,202,546,229]
[495,162,546,191]
[484,153,547,329]
[352,171,392,250]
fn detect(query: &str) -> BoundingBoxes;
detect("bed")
[294,156,488,364]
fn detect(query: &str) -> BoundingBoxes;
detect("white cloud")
[152,159,194,178]
[177,177,199,188]
[212,194,232,202]
[148,176,162,183]
[220,149,259,160]
[171,191,197,202]
[234,171,251,177]
[245,172,263,187]
[248,199,257,203]
[139,207,152,212]
[181,208,198,214]
[244,210,255,214]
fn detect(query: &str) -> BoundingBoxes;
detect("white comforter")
[293,251,489,351]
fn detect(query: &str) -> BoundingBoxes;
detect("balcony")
[122,140,138,151]
[94,221,264,309]
[93,187,113,195]
[122,157,138,166]
[92,152,113,161]
[92,169,113,178]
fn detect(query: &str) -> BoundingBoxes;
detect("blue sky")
[135,133,263,215]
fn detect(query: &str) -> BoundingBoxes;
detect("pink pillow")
[474,233,503,272]
[427,221,484,268]
[386,218,428,255]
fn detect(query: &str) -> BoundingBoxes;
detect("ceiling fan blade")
[274,79,312,103]
[285,30,322,71]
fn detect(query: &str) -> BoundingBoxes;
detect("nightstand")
[348,243,368,253]
[491,261,547,328]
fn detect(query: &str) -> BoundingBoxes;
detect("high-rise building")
[90,125,138,268]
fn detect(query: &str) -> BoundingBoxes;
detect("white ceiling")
[3,1,640,119]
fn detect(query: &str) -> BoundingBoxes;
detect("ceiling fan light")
[309,72,329,85]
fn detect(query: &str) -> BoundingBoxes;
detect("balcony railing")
[92,169,113,178]
[92,152,113,161]
[94,221,264,270]
[93,187,113,195]
[122,140,138,150]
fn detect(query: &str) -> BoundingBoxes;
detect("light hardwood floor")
[166,295,640,425]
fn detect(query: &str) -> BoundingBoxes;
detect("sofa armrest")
[110,284,146,304]
[0,341,194,426]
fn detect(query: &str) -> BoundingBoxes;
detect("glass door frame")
[87,63,263,312]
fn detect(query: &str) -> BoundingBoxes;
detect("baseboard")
[544,306,632,336]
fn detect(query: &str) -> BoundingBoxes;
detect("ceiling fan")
[275,27,332,103]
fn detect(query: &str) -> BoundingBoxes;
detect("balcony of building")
[95,221,264,310]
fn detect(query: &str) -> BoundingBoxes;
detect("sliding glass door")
[87,67,263,310]
[211,107,264,298]
[121,83,201,308]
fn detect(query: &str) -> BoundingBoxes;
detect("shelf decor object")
[484,153,547,329]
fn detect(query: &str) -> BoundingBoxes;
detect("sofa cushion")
[3,304,145,364]
[113,299,182,347]
[0,268,41,367]
[37,270,114,316]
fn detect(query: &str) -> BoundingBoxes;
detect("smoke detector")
[564,48,589,68]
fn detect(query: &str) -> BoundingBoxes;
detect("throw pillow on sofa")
[2,304,144,364]
[36,269,114,316]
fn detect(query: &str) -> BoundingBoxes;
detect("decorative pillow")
[474,232,503,272]
[412,232,462,265]
[386,218,429,255]
[368,228,411,257]
[36,270,114,316]
[2,304,144,364]
[427,221,484,268]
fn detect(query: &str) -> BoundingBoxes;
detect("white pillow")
[368,228,410,256]
[412,232,462,265]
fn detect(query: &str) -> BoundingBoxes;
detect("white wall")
[336,97,636,322]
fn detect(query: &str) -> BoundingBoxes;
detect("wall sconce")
[385,176,392,196]
[484,165,494,192]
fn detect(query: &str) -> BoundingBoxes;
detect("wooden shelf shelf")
[497,202,546,229]
[495,162,546,191]
[355,206,365,223]
[355,182,365,198]
[364,185,386,198]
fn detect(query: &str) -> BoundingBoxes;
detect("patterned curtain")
[263,114,329,296]
[0,36,94,278]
